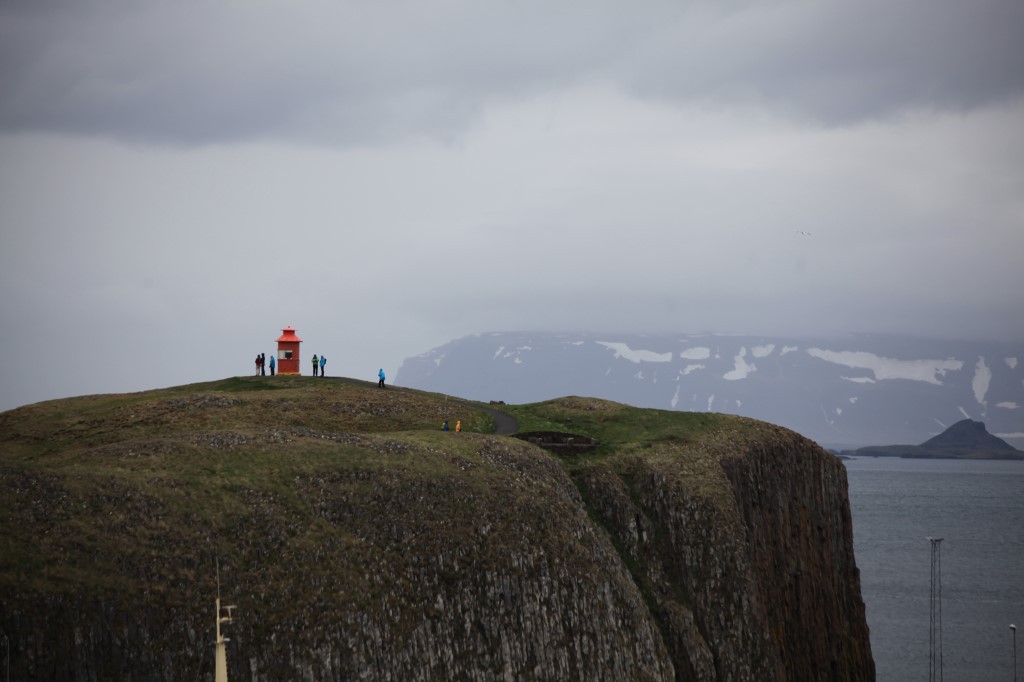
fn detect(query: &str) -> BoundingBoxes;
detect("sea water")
[845,457,1024,682]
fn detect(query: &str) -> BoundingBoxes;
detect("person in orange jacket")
[455,420,462,433]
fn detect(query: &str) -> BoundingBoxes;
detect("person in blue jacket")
[320,355,326,377]
[268,354,276,376]
[378,368,386,389]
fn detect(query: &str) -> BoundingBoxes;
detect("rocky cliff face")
[0,382,873,680]
[574,423,872,681]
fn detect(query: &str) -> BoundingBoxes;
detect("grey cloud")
[621,0,1024,123]
[3,1,1022,146]
[0,0,618,145]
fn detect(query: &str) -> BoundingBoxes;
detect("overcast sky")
[2,0,1023,411]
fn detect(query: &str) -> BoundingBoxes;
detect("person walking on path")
[378,368,386,389]
[320,355,326,377]
[312,354,319,377]
[456,420,462,433]
[442,420,450,431]
[269,354,276,376]
[260,353,266,376]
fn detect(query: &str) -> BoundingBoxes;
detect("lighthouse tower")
[275,326,302,375]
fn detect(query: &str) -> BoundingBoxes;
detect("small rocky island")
[847,419,1022,459]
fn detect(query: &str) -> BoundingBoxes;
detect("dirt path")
[473,404,519,436]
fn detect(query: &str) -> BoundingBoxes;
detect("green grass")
[505,396,738,458]
[190,376,292,392]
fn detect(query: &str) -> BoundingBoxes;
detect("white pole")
[1011,624,1017,682]
[215,596,229,682]
[214,560,235,682]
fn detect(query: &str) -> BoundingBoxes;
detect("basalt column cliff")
[574,419,872,681]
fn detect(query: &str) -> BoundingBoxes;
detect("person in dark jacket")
[311,354,319,377]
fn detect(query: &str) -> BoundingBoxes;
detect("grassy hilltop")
[0,375,739,595]
[0,375,872,680]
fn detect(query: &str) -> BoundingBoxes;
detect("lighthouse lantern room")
[275,326,302,375]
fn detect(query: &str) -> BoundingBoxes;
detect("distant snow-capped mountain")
[395,332,1024,449]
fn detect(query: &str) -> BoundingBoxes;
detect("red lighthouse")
[275,326,302,375]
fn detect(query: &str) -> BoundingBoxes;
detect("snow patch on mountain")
[997,402,1019,409]
[973,356,991,406]
[494,345,532,364]
[806,349,963,384]
[781,346,799,355]
[1007,357,1018,369]
[680,346,712,360]
[597,341,672,363]
[752,344,775,358]
[724,347,756,380]
[820,405,834,426]
[681,364,704,376]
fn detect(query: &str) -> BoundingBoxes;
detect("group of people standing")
[254,353,275,376]
[311,354,327,377]
[252,350,386,386]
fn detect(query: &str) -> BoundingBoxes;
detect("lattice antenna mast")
[928,537,944,682]
[214,559,236,682]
